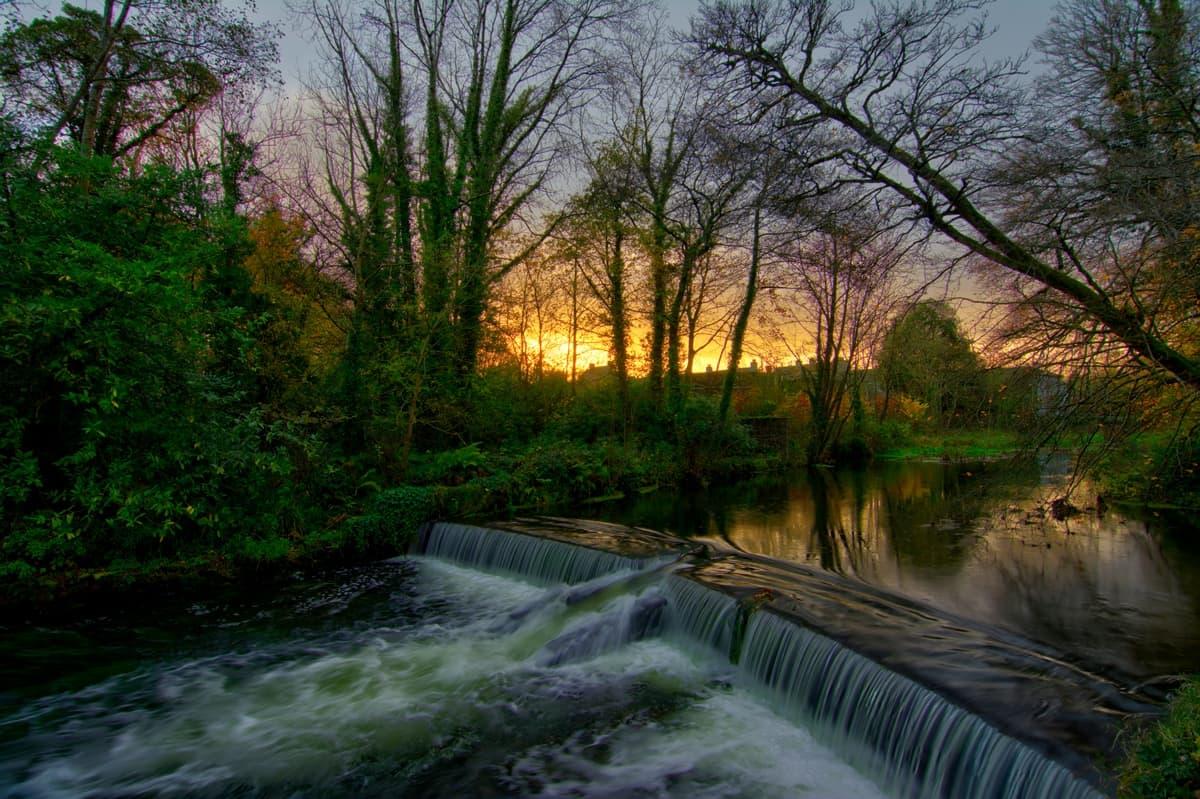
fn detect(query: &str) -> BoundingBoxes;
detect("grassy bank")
[1095,432,1200,511]
[1119,676,1200,798]
[874,429,1022,461]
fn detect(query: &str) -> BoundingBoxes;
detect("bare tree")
[300,0,636,376]
[601,12,723,409]
[661,133,751,411]
[559,141,639,437]
[767,224,907,462]
[690,0,1200,392]
[682,249,743,377]
[718,200,764,424]
[493,254,566,382]
[292,0,637,461]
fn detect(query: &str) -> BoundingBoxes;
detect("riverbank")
[873,429,1023,461]
[14,423,1199,611]
[6,458,1198,797]
[1093,431,1200,511]
[1119,675,1200,798]
[0,436,785,613]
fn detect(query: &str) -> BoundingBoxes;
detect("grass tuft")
[1119,676,1200,798]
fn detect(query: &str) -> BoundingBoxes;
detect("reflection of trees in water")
[1140,516,1200,634]
[595,460,1200,675]
[985,528,1104,656]
[804,468,877,577]
[964,513,1200,675]
[594,476,792,544]
[876,462,1001,573]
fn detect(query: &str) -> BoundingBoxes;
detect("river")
[1,457,1196,797]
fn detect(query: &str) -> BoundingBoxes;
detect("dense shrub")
[1120,677,1200,798]
[337,485,436,555]
[1098,432,1200,508]
[673,396,756,482]
[546,380,626,443]
[0,150,335,580]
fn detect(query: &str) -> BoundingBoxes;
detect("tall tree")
[562,142,638,437]
[719,201,763,424]
[662,137,749,412]
[0,1,278,159]
[302,0,633,454]
[879,300,984,427]
[769,227,906,461]
[601,12,704,408]
[691,0,1200,393]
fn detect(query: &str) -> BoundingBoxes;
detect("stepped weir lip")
[423,516,1162,797]
[475,516,702,560]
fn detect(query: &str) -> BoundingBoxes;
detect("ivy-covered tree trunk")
[609,224,632,440]
[647,218,670,409]
[719,205,761,425]
[666,248,697,413]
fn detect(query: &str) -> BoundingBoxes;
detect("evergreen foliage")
[0,147,333,578]
[878,302,986,428]
[0,0,1195,595]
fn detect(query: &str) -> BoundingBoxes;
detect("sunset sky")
[255,0,1059,88]
[39,1,1066,374]
[246,0,1061,374]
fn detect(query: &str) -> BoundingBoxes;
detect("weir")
[418,520,1119,798]
[740,611,1098,799]
[419,521,664,585]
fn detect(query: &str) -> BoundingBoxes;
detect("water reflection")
[595,459,1200,680]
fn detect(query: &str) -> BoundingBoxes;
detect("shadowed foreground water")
[2,458,1196,798]
[0,559,886,798]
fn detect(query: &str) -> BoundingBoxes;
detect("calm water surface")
[593,457,1200,681]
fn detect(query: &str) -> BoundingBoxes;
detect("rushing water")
[0,558,887,798]
[2,458,1195,798]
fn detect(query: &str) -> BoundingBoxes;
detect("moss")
[333,485,436,555]
[1119,676,1200,798]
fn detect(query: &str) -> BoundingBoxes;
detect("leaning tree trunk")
[719,205,761,425]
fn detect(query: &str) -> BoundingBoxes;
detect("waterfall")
[418,519,1111,799]
[737,610,1104,799]
[535,590,667,667]
[419,522,654,585]
[661,575,740,660]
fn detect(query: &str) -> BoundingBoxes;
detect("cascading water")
[739,611,1103,799]
[0,559,884,798]
[661,576,740,659]
[416,521,1109,799]
[1,520,1117,798]
[420,521,656,584]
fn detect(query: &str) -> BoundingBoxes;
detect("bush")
[863,419,917,454]
[1120,677,1200,798]
[1098,431,1200,508]
[546,380,625,443]
[409,443,493,485]
[511,439,617,504]
[673,396,756,482]
[465,364,572,445]
[0,151,336,577]
[336,485,436,555]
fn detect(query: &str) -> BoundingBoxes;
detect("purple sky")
[248,0,1058,91]
[30,1,1061,88]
